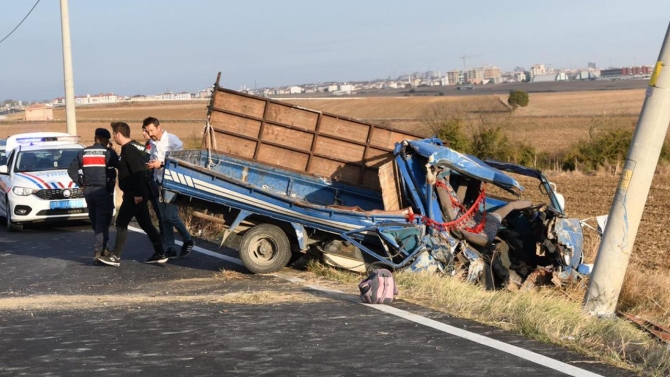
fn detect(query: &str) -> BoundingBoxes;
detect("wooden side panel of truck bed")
[205,84,422,191]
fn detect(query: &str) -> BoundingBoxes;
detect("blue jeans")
[157,201,191,252]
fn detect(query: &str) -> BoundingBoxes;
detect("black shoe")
[98,254,121,267]
[166,249,179,259]
[181,240,194,258]
[144,253,168,264]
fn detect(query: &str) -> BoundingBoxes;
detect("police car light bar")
[15,136,80,145]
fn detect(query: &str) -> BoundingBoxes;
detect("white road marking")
[127,225,604,377]
[127,225,244,266]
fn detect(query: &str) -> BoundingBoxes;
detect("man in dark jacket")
[68,127,119,263]
[98,122,167,266]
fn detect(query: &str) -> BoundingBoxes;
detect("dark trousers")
[112,192,164,259]
[84,187,114,256]
[148,194,164,236]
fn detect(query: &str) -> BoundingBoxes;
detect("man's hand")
[146,160,162,169]
[134,196,143,204]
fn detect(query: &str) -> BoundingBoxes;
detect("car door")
[0,149,16,215]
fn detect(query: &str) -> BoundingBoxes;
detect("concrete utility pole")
[584,21,670,316]
[60,0,77,135]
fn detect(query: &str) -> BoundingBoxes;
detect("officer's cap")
[95,128,111,139]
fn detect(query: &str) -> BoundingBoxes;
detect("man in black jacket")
[67,127,118,263]
[98,122,167,266]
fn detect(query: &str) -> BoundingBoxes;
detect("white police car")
[0,132,87,231]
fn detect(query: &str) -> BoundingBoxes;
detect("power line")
[0,0,42,46]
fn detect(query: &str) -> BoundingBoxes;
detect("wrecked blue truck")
[162,135,583,288]
[161,79,583,288]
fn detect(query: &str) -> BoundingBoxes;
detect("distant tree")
[408,88,416,94]
[508,90,529,110]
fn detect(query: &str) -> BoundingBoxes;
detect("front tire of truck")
[240,224,292,274]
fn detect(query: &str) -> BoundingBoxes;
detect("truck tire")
[239,224,291,274]
[5,198,23,232]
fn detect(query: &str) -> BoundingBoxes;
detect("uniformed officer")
[68,127,119,263]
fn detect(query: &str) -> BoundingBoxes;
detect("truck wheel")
[5,198,23,232]
[239,224,291,274]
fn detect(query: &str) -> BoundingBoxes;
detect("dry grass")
[308,263,670,376]
[0,290,322,312]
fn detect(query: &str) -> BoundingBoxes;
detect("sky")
[1,0,670,101]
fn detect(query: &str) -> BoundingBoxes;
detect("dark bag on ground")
[358,268,398,304]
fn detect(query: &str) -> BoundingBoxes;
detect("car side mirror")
[0,165,7,174]
[554,192,565,212]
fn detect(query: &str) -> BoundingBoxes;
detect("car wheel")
[5,198,23,232]
[239,224,291,274]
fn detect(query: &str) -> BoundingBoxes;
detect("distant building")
[25,104,53,121]
[530,64,546,78]
[573,71,597,80]
[174,92,192,100]
[600,68,623,79]
[198,87,213,98]
[483,66,502,84]
[531,72,569,82]
[465,68,484,84]
[588,62,597,70]
[288,86,303,94]
[512,71,527,82]
[447,70,461,85]
[338,84,353,94]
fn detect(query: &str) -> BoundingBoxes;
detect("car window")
[15,148,81,172]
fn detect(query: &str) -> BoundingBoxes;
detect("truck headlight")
[12,186,38,196]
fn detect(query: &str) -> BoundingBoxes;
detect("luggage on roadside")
[358,268,398,304]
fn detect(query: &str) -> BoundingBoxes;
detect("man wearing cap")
[68,127,119,263]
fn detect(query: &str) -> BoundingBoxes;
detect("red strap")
[406,182,487,233]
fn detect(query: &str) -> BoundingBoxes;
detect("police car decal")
[14,171,77,189]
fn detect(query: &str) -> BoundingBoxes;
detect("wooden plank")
[369,127,419,150]
[319,115,371,142]
[314,137,365,163]
[308,157,361,186]
[257,144,309,171]
[209,111,262,138]
[365,147,394,168]
[266,103,319,131]
[378,161,400,210]
[213,133,257,159]
[213,90,266,118]
[262,123,314,152]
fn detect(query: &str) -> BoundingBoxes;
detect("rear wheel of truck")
[240,224,292,274]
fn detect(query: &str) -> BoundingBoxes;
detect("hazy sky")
[1,0,670,101]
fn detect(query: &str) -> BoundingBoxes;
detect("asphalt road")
[0,222,633,376]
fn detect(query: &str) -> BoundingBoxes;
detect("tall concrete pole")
[60,0,77,135]
[584,22,670,316]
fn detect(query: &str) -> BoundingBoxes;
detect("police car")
[0,132,88,231]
